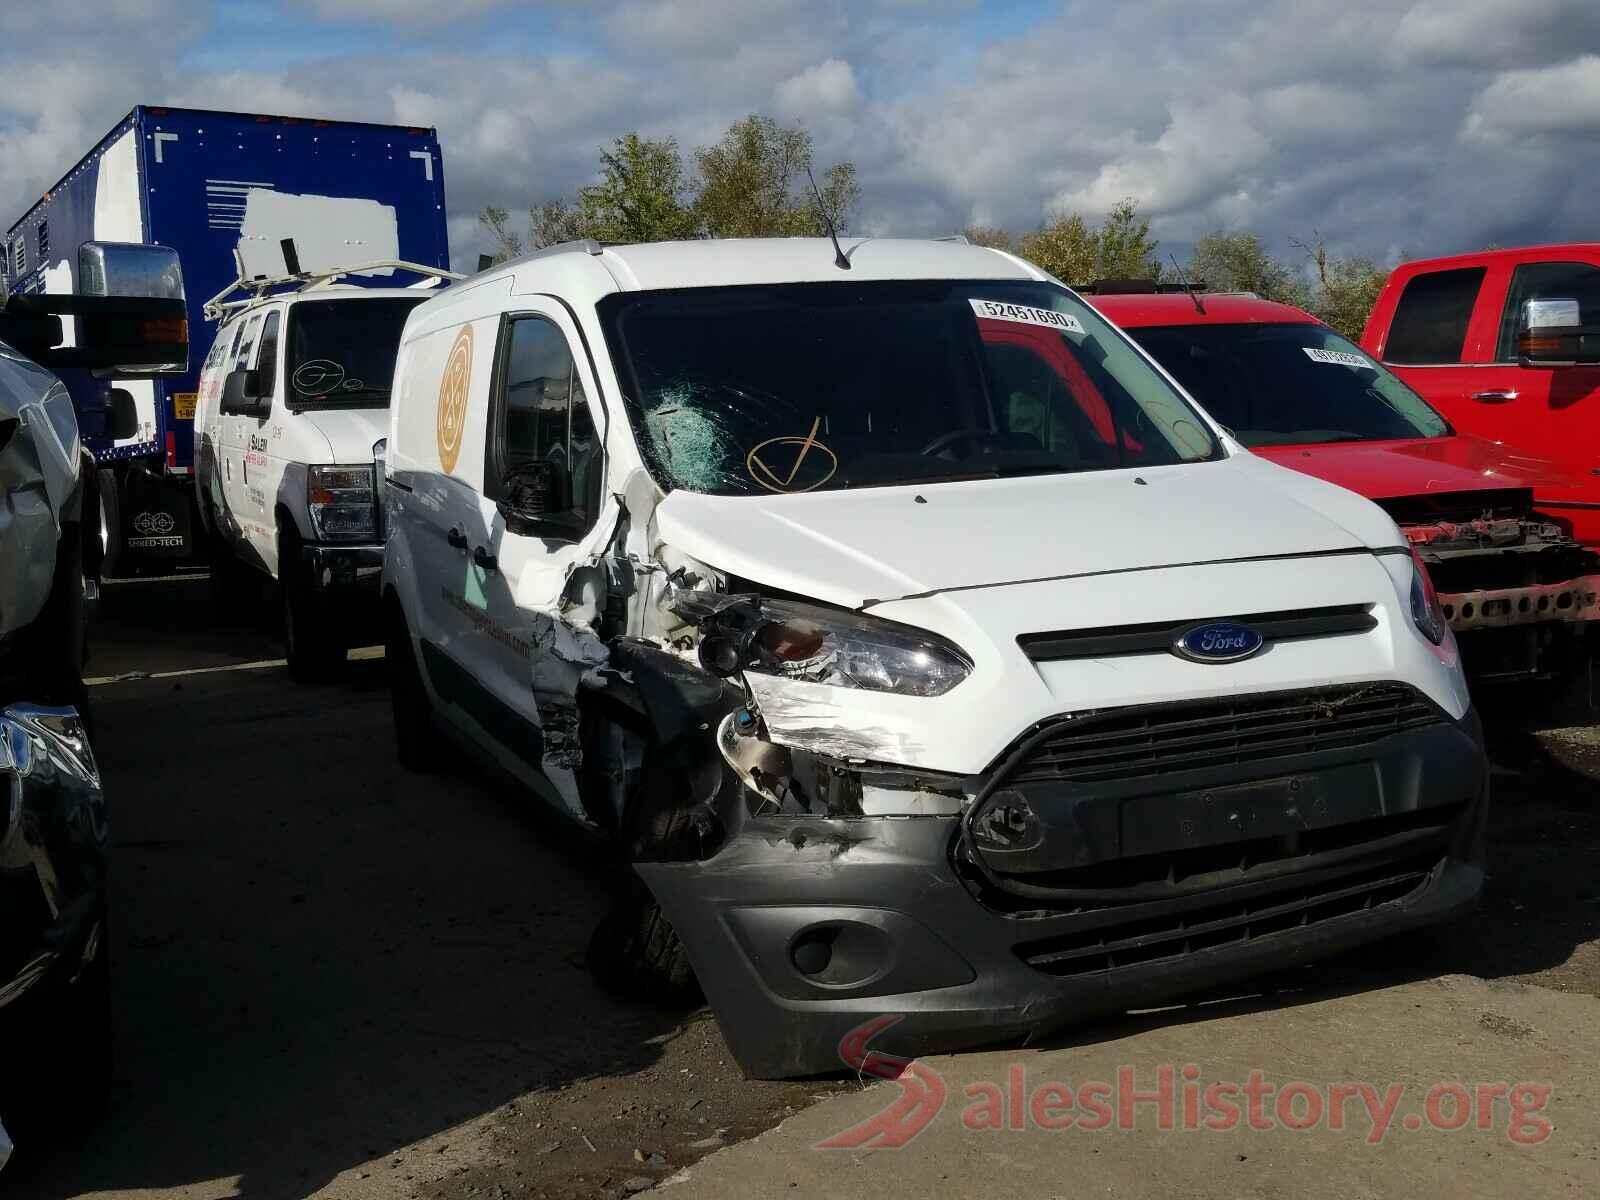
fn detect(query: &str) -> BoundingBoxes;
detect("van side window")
[255,310,281,402]
[487,315,602,533]
[1383,268,1486,364]
[1495,261,1600,361]
[232,314,262,373]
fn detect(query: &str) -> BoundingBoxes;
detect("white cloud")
[1049,95,1273,218]
[4,0,1600,273]
[1391,0,1600,68]
[288,0,525,23]
[774,58,860,117]
[1463,54,1600,142]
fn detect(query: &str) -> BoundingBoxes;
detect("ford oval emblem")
[1172,621,1265,664]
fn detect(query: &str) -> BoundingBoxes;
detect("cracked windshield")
[600,280,1220,496]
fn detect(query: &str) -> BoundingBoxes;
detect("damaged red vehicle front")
[1088,291,1600,682]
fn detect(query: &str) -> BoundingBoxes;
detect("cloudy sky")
[2,0,1598,271]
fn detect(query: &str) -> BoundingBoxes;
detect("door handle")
[446,526,468,550]
[1470,390,1518,403]
[473,546,498,572]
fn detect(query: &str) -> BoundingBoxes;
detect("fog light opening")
[791,928,837,977]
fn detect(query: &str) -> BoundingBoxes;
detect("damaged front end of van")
[559,463,1491,1083]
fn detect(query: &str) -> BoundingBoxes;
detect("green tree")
[529,199,586,249]
[479,205,525,263]
[1292,233,1390,340]
[577,133,697,244]
[1014,198,1161,284]
[693,114,858,237]
[962,225,1014,251]
[1017,211,1099,284]
[1096,197,1161,280]
[1187,230,1308,305]
[478,200,590,264]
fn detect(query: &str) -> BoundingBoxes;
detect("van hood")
[1250,434,1585,504]
[652,453,1403,611]
[295,407,389,464]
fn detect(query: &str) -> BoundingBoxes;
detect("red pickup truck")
[1360,244,1600,547]
[1087,288,1598,681]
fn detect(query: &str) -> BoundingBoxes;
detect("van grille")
[1014,854,1439,978]
[1004,683,1443,787]
[1017,605,1376,662]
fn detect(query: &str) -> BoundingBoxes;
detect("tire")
[0,907,113,1144]
[386,600,445,773]
[280,532,345,683]
[586,874,700,1005]
[586,765,704,1005]
[96,469,122,580]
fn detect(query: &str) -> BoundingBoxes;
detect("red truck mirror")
[1517,296,1600,367]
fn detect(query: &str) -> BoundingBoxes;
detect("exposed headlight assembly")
[1408,547,1448,646]
[683,594,972,697]
[307,464,376,541]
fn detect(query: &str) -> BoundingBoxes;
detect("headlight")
[307,464,376,541]
[695,597,972,697]
[1408,548,1447,646]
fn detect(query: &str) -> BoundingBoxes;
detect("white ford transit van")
[194,262,457,678]
[380,238,1487,1079]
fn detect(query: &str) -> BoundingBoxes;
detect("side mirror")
[496,459,583,539]
[1518,297,1600,367]
[79,241,188,378]
[220,368,262,415]
[106,387,139,440]
[78,241,185,301]
[0,240,188,375]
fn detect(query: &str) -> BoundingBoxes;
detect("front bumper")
[301,543,384,596]
[639,701,1488,1080]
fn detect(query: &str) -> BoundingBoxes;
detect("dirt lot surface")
[5,575,1598,1198]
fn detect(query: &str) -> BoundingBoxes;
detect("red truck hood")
[1250,435,1586,502]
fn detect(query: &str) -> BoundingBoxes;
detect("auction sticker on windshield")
[970,298,1085,335]
[1304,347,1374,369]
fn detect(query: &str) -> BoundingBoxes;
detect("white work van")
[380,237,1488,1080]
[193,261,458,678]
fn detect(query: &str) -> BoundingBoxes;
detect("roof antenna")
[806,164,851,271]
[1169,253,1204,314]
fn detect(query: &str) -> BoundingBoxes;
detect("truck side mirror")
[78,241,189,378]
[220,368,262,415]
[106,388,139,440]
[496,459,582,540]
[1517,297,1599,367]
[78,242,185,301]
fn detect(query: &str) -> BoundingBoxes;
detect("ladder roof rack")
[202,257,465,322]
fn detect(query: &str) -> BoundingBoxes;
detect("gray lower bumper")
[638,709,1489,1080]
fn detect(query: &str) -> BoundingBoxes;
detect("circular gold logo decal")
[436,324,474,474]
[746,417,837,493]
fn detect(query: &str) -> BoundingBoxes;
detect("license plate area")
[1119,762,1382,858]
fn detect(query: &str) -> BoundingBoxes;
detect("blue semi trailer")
[2,106,450,574]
